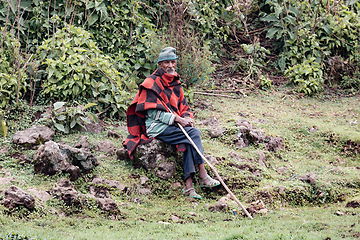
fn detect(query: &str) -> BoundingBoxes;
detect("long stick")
[176,123,253,219]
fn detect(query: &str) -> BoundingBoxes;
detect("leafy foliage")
[285,58,324,95]
[37,26,132,117]
[261,0,360,94]
[0,28,29,109]
[40,101,98,134]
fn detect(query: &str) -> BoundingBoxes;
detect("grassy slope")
[0,89,359,239]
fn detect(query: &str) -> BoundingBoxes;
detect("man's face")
[159,60,177,75]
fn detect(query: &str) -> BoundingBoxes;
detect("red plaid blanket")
[124,68,193,158]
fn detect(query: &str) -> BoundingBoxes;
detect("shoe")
[199,176,220,188]
[181,187,201,199]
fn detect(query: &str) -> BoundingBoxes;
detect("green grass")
[0,88,359,239]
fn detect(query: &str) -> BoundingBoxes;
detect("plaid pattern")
[124,68,193,158]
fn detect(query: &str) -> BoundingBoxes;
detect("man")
[124,47,220,199]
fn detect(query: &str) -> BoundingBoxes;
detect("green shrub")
[0,29,29,109]
[37,25,133,117]
[39,101,98,134]
[285,58,324,95]
[261,0,360,92]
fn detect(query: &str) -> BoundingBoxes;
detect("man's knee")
[187,127,201,138]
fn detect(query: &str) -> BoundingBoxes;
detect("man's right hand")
[174,116,194,127]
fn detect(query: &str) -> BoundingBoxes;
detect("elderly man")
[124,47,219,199]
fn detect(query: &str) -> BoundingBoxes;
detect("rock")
[116,147,130,161]
[33,141,99,180]
[96,198,119,211]
[246,200,268,215]
[235,119,253,129]
[235,126,266,149]
[108,130,121,139]
[95,140,116,155]
[91,178,126,192]
[297,172,316,185]
[265,136,284,152]
[258,151,266,168]
[171,215,180,222]
[26,188,51,202]
[234,120,284,152]
[12,125,54,149]
[118,139,178,179]
[140,176,149,185]
[209,200,228,212]
[81,117,103,134]
[208,126,226,138]
[156,161,176,180]
[171,182,182,189]
[199,117,220,126]
[50,178,80,206]
[276,167,287,175]
[346,200,360,208]
[1,185,35,210]
[335,210,345,216]
[158,221,171,225]
[139,188,152,195]
[90,178,126,199]
[204,153,219,166]
[189,212,196,216]
[74,136,90,150]
[90,185,111,198]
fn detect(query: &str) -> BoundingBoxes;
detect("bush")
[37,25,133,117]
[285,58,324,95]
[261,0,360,93]
[0,29,29,109]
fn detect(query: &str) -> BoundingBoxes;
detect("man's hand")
[175,116,194,127]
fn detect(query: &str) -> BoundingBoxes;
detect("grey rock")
[118,139,178,179]
[81,117,103,134]
[74,136,90,150]
[33,141,98,180]
[140,176,149,185]
[50,178,79,206]
[297,172,317,185]
[265,136,284,152]
[1,185,35,210]
[96,198,119,211]
[208,126,226,138]
[209,200,229,212]
[13,125,54,149]
[204,153,219,166]
[108,130,121,139]
[139,188,152,195]
[156,161,175,180]
[26,188,51,202]
[91,178,126,192]
[95,140,116,155]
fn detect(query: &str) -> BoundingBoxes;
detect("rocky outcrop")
[95,140,116,155]
[235,119,284,152]
[1,186,35,210]
[50,178,80,206]
[33,141,99,181]
[117,139,177,180]
[90,178,126,198]
[12,125,54,149]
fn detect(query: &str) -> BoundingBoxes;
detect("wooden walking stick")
[176,123,253,219]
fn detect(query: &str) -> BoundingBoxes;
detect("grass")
[0,88,359,239]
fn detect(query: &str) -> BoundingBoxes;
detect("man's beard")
[166,68,175,75]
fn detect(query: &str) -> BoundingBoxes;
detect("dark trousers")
[156,126,204,180]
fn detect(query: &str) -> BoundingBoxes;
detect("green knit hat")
[158,47,178,63]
